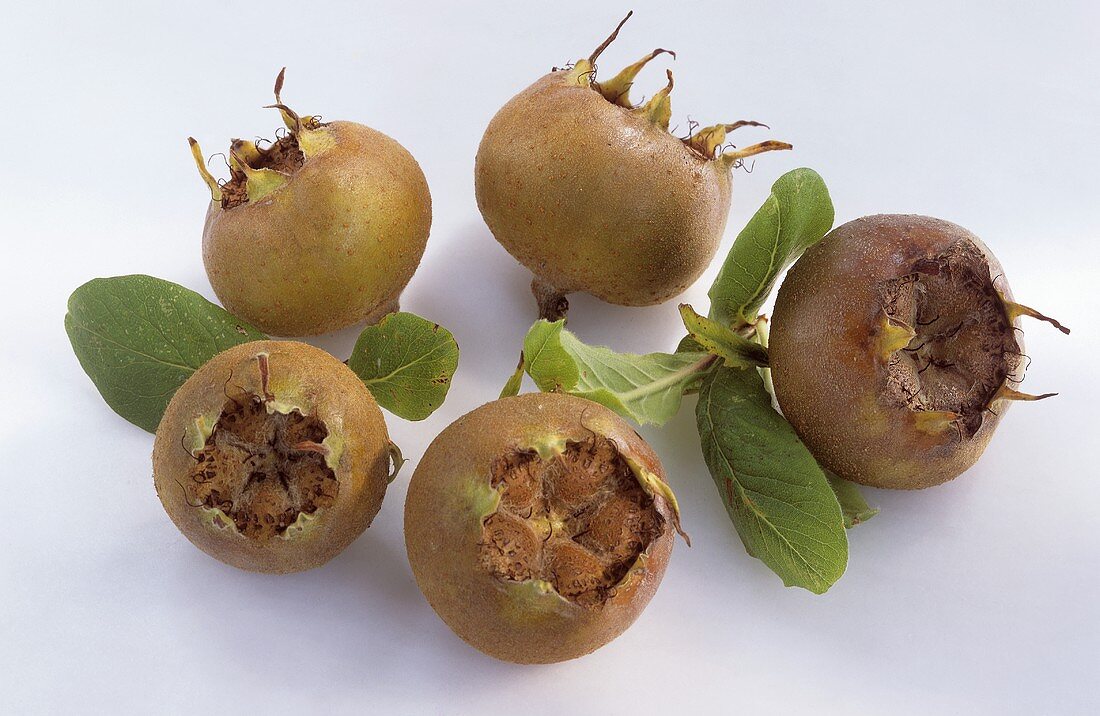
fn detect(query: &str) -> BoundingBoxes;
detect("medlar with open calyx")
[404,392,685,663]
[190,69,431,336]
[152,340,393,573]
[475,12,791,320]
[770,214,1068,490]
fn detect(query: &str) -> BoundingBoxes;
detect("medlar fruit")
[404,392,684,663]
[190,69,431,336]
[152,340,392,572]
[475,12,790,319]
[770,214,1068,489]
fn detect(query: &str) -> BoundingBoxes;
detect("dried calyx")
[565,11,791,167]
[186,385,338,542]
[188,69,327,209]
[479,436,666,607]
[878,237,1069,438]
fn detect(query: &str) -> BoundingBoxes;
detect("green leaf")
[64,275,267,433]
[708,168,835,328]
[696,365,847,593]
[523,320,714,426]
[826,473,880,528]
[679,304,769,368]
[348,312,459,421]
[499,352,525,399]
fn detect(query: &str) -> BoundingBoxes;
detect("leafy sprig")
[506,168,875,593]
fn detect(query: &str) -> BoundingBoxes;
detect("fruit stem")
[187,137,222,203]
[532,277,570,322]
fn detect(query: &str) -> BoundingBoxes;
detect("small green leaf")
[674,335,709,395]
[679,304,769,368]
[696,365,847,593]
[523,320,714,426]
[499,352,525,399]
[348,312,459,421]
[64,275,267,433]
[708,168,835,328]
[826,473,880,528]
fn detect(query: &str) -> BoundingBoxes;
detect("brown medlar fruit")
[770,214,1068,489]
[404,392,684,663]
[474,12,790,320]
[190,69,431,336]
[152,340,392,572]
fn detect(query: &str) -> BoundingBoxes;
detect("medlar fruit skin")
[152,340,390,573]
[769,215,1022,490]
[404,393,676,664]
[475,70,732,308]
[203,121,431,337]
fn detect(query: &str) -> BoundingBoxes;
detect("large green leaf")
[696,365,847,593]
[65,275,267,432]
[523,320,714,426]
[708,168,834,328]
[348,312,459,421]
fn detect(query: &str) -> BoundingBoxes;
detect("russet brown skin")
[404,393,676,664]
[152,341,391,573]
[203,121,431,336]
[475,71,731,308]
[770,215,1020,490]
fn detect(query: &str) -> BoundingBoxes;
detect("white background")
[2,1,1097,713]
